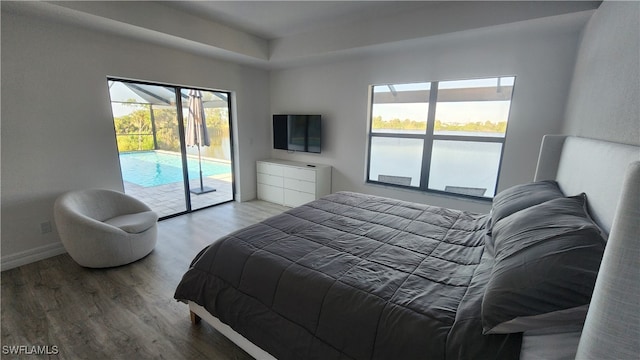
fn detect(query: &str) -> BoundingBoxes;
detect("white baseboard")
[1,242,67,271]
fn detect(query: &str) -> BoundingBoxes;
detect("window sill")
[365,180,493,205]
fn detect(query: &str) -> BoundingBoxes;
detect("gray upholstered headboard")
[534,135,639,235]
[534,135,639,359]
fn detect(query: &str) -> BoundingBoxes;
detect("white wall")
[563,1,640,145]
[1,11,270,269]
[269,14,586,212]
[5,2,632,270]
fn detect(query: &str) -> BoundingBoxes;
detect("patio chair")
[54,189,158,268]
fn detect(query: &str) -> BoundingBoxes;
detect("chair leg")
[190,310,201,325]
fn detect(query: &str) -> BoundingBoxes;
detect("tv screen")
[273,115,321,153]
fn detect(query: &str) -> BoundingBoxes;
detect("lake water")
[369,133,503,197]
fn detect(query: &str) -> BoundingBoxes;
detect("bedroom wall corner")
[269,14,586,212]
[0,9,270,270]
[563,1,640,146]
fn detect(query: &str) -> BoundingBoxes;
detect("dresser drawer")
[257,162,284,177]
[283,178,315,194]
[257,173,283,187]
[283,167,316,182]
[284,189,316,207]
[257,183,284,204]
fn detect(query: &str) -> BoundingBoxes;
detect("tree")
[113,106,154,151]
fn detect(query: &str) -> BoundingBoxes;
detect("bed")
[174,135,640,359]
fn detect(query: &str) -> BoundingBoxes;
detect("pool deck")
[124,173,233,218]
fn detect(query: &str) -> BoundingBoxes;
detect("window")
[108,79,235,218]
[367,76,515,198]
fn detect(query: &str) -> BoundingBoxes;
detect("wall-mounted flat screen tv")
[273,115,321,153]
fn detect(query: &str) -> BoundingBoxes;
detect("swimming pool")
[119,151,231,187]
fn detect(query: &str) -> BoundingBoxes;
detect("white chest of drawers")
[257,159,332,207]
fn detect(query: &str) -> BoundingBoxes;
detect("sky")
[108,81,227,118]
[372,77,515,124]
[109,77,514,124]
[373,101,512,124]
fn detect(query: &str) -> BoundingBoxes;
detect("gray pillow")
[491,180,564,226]
[482,194,606,334]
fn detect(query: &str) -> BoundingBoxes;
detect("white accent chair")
[54,189,158,268]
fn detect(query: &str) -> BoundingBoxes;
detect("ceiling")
[162,1,438,40]
[3,1,601,69]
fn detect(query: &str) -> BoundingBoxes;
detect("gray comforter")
[174,192,521,359]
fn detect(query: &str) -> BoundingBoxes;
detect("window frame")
[366,77,515,200]
[107,77,236,218]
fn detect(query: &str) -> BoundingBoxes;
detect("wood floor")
[1,200,289,359]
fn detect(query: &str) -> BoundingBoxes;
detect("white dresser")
[257,159,332,207]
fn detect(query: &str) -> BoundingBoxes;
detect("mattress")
[174,191,521,359]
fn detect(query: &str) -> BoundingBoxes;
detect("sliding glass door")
[181,88,234,211]
[108,79,234,218]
